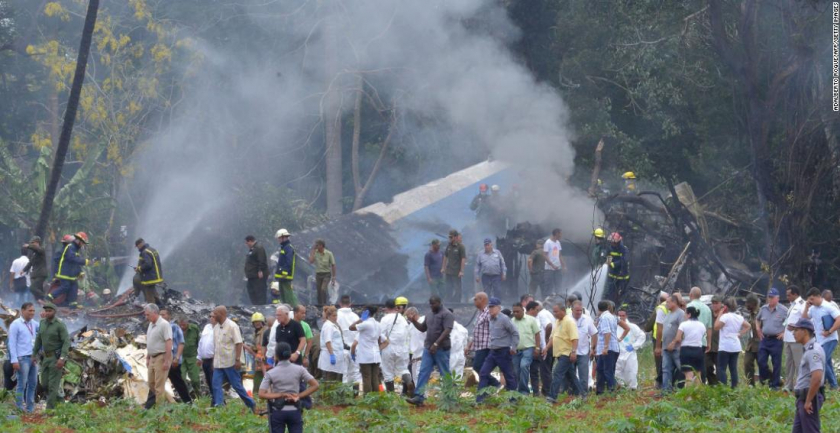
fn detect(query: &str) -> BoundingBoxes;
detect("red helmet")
[75,232,89,244]
[61,234,75,243]
[479,183,488,192]
[609,232,623,243]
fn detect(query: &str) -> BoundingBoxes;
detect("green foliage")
[316,381,356,406]
[437,373,472,413]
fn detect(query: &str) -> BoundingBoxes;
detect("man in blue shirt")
[803,287,840,389]
[424,240,444,299]
[160,309,193,403]
[593,300,629,394]
[9,302,39,412]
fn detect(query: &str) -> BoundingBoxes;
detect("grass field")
[1,347,838,432]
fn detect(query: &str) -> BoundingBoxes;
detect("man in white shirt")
[196,314,216,393]
[542,229,566,295]
[615,310,646,390]
[379,299,411,392]
[783,286,807,392]
[9,248,31,306]
[336,295,362,387]
[572,301,598,395]
[535,301,555,396]
[406,307,426,386]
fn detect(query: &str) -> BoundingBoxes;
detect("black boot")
[401,373,414,397]
[385,381,395,392]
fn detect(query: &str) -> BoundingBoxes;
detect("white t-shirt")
[354,319,381,364]
[678,320,707,348]
[783,297,806,343]
[543,239,562,270]
[718,312,744,353]
[10,256,30,287]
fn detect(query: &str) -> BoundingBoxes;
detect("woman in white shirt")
[350,306,383,394]
[669,306,706,386]
[318,306,346,382]
[714,297,751,388]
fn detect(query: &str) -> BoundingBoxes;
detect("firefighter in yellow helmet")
[272,229,298,305]
[248,312,268,394]
[395,296,409,313]
[591,228,609,268]
[622,172,637,193]
[47,232,89,309]
[134,238,163,305]
[605,232,630,303]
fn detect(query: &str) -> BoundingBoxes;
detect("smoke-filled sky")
[122,0,600,291]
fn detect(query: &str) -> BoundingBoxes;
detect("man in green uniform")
[308,239,337,305]
[527,239,545,298]
[743,294,761,386]
[32,302,70,410]
[178,318,202,397]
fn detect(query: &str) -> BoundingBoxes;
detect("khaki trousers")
[784,342,803,392]
[148,354,168,406]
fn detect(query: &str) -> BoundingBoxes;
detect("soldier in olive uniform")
[32,302,70,409]
[791,318,826,433]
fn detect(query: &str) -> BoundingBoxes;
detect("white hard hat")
[275,228,291,238]
[491,184,500,191]
[102,289,112,295]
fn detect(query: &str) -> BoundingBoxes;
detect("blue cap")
[768,288,780,297]
[791,318,814,332]
[484,238,493,245]
[488,297,501,307]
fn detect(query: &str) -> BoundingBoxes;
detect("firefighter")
[272,228,298,305]
[622,172,637,194]
[47,232,89,309]
[591,228,609,268]
[605,232,629,303]
[469,184,490,215]
[134,238,163,305]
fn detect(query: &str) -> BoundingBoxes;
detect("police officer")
[134,238,163,305]
[791,318,826,433]
[259,342,319,433]
[32,302,70,410]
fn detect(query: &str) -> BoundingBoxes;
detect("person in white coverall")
[379,299,411,392]
[615,310,647,389]
[336,295,362,387]
[406,307,426,383]
[449,318,469,378]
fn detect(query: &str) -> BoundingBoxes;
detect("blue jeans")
[480,274,502,298]
[473,349,500,387]
[544,270,563,294]
[661,349,680,393]
[415,348,450,402]
[757,337,783,388]
[549,355,580,399]
[477,348,517,402]
[573,353,590,396]
[512,348,534,394]
[822,340,838,389]
[595,351,618,394]
[14,355,37,412]
[212,367,255,409]
[717,351,740,388]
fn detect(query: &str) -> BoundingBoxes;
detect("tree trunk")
[351,75,364,197]
[352,112,398,211]
[587,137,604,197]
[34,0,100,239]
[323,1,343,217]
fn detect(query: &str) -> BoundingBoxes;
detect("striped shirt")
[472,307,492,351]
[596,311,619,353]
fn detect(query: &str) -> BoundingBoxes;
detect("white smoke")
[123,0,599,292]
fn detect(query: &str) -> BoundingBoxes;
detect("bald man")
[211,306,255,411]
[466,292,501,388]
